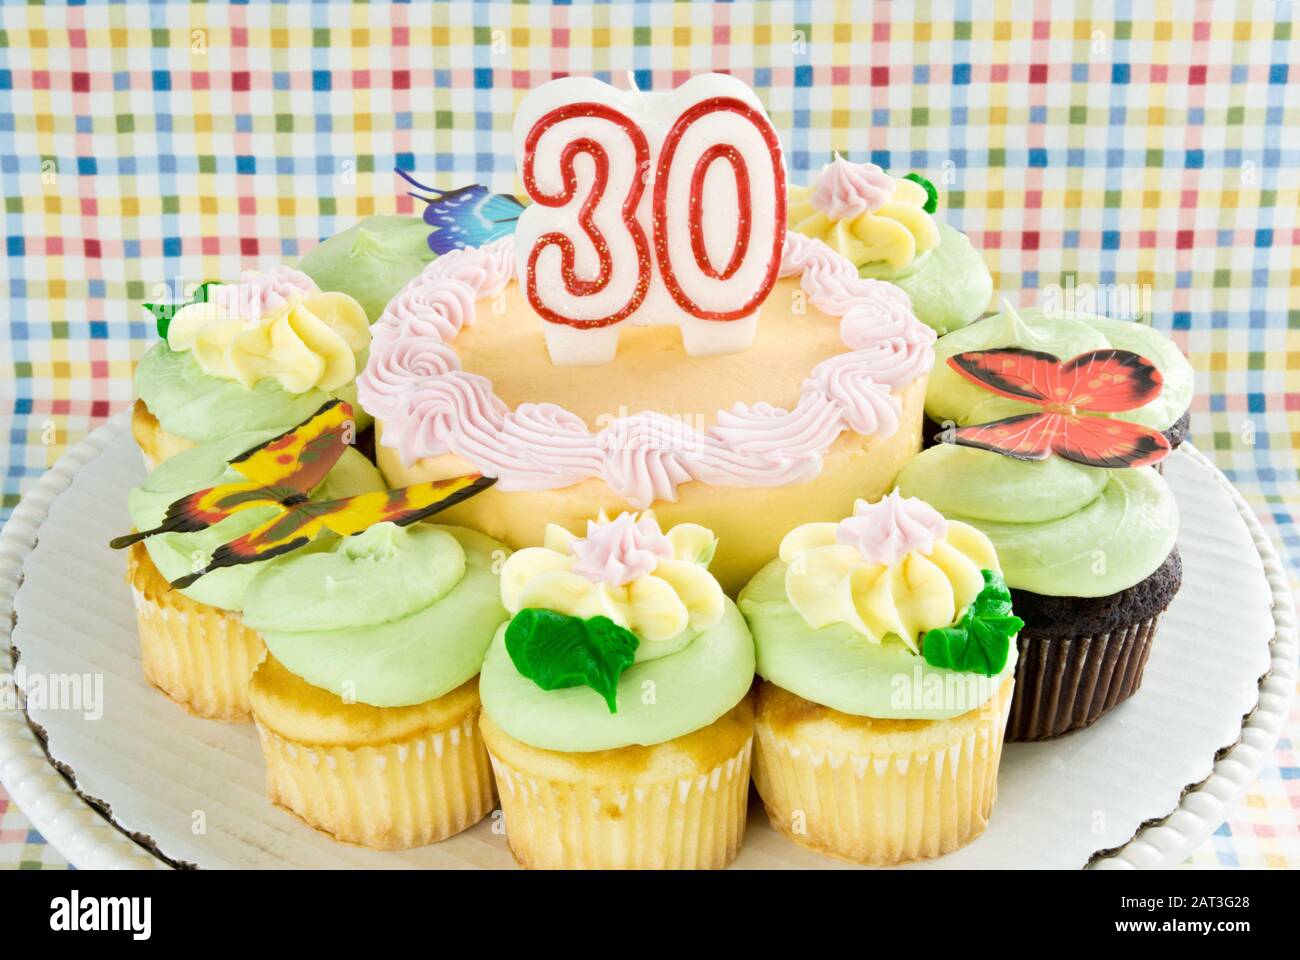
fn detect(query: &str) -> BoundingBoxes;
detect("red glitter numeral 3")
[522,103,652,330]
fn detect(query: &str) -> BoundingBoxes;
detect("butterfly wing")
[316,474,498,537]
[950,412,1060,461]
[228,399,353,491]
[947,348,1062,405]
[1058,349,1165,413]
[169,507,322,589]
[1051,414,1171,469]
[109,400,350,551]
[107,480,276,549]
[167,474,497,588]
[408,180,524,254]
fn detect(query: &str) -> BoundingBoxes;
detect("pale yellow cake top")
[452,277,844,428]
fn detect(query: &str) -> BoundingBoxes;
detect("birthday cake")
[343,75,947,594]
[115,70,1194,868]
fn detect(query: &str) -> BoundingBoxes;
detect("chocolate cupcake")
[897,445,1181,739]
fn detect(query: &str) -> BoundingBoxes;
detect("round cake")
[359,235,935,594]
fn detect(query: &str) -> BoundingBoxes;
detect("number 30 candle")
[513,73,787,366]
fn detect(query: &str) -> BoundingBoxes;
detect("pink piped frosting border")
[358,233,936,508]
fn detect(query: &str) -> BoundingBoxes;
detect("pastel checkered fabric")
[0,1,1296,869]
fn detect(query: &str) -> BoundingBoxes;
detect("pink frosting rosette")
[569,511,674,586]
[803,352,902,437]
[357,337,462,421]
[209,265,319,320]
[373,276,477,346]
[420,236,515,298]
[835,491,949,566]
[596,412,698,507]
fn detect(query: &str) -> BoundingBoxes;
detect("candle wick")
[627,69,646,108]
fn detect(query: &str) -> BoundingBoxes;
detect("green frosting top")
[127,430,384,611]
[242,524,510,708]
[738,559,1018,720]
[479,599,755,752]
[863,223,993,335]
[895,444,1179,597]
[134,342,371,447]
[926,306,1194,432]
[297,215,436,322]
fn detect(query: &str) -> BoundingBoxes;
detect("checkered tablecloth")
[0,1,1296,869]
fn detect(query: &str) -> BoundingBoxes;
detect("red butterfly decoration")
[945,347,1171,469]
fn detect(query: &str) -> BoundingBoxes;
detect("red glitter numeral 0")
[653,97,787,322]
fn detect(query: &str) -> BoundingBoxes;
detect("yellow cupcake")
[242,523,510,850]
[132,270,370,471]
[739,491,1021,864]
[118,415,387,722]
[753,676,1012,864]
[478,511,757,869]
[126,541,264,722]
[481,695,753,870]
[250,656,495,850]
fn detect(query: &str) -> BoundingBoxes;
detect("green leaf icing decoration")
[504,608,640,713]
[144,280,219,340]
[903,172,939,214]
[921,570,1022,676]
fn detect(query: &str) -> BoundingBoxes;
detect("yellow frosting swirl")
[779,493,1000,652]
[499,510,725,662]
[167,286,369,394]
[789,170,940,272]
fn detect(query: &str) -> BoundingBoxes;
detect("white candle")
[513,73,787,366]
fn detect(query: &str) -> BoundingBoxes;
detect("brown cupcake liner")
[1007,613,1161,741]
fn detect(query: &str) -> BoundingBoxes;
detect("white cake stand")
[0,411,1293,869]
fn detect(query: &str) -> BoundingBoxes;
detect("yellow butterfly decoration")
[111,399,495,588]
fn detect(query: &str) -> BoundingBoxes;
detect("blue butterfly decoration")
[396,169,525,255]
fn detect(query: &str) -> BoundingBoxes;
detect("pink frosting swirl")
[836,491,949,566]
[569,512,673,586]
[596,413,697,508]
[420,236,515,298]
[839,338,934,390]
[209,265,319,320]
[802,272,894,318]
[839,283,934,348]
[373,276,476,347]
[482,403,605,491]
[357,336,462,421]
[382,371,508,463]
[804,353,902,437]
[779,231,858,280]
[695,395,845,486]
[809,156,895,220]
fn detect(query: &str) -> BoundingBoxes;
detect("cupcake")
[478,511,755,869]
[243,522,509,849]
[738,492,1020,864]
[121,430,385,721]
[788,156,993,334]
[897,445,1179,740]
[922,306,1194,470]
[297,215,437,323]
[133,267,371,470]
[902,302,1188,739]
